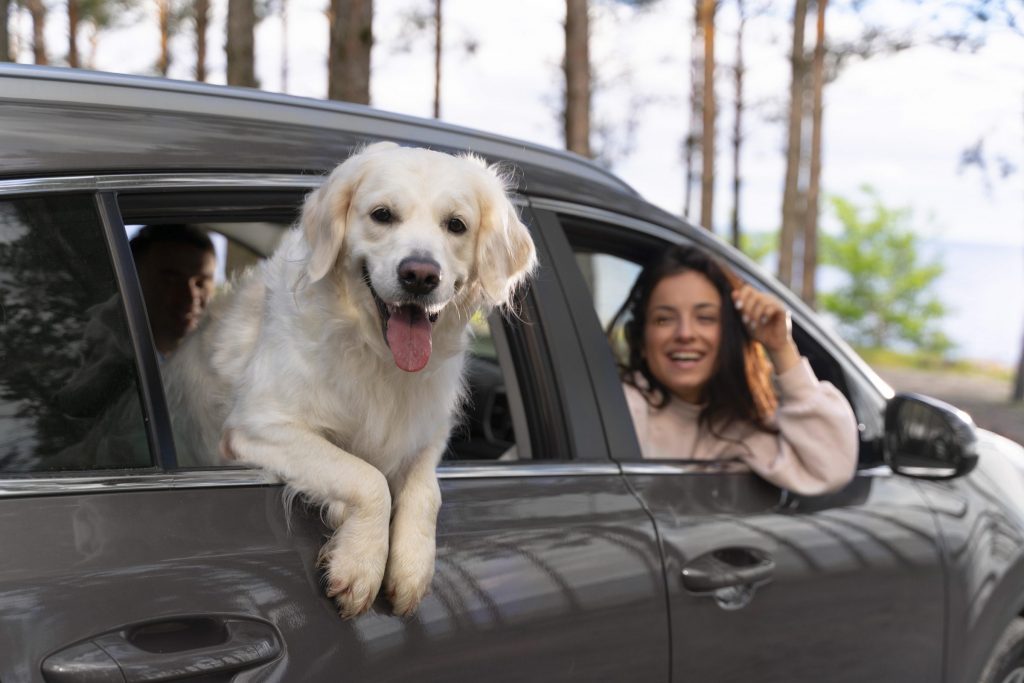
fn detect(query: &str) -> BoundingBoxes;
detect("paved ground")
[876,365,1024,446]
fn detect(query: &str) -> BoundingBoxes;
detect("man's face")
[136,242,216,353]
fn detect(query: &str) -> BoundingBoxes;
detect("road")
[876,366,1024,447]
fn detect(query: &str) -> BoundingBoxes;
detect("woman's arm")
[759,359,860,494]
[731,285,858,494]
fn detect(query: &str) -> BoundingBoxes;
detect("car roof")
[0,65,683,222]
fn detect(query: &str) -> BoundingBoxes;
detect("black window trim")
[529,206,644,464]
[96,191,178,469]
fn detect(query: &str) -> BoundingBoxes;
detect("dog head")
[301,142,537,372]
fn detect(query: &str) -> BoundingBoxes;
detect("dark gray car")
[2,64,1023,683]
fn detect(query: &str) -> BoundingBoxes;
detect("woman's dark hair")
[608,244,777,433]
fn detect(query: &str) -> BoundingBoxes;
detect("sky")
[8,0,1024,361]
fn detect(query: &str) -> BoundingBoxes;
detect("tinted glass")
[0,195,152,473]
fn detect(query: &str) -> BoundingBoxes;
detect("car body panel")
[0,473,669,682]
[915,430,1024,683]
[0,66,655,218]
[626,468,945,682]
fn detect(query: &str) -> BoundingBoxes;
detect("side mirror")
[884,393,979,479]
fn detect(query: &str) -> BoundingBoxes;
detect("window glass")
[0,195,152,473]
[576,252,641,365]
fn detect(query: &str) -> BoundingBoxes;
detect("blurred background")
[1,0,1021,432]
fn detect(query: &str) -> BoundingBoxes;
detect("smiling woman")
[610,244,859,496]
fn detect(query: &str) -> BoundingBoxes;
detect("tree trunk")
[801,0,826,306]
[226,0,257,87]
[564,0,590,157]
[699,0,716,232]
[0,0,11,62]
[729,0,747,248]
[327,0,373,104]
[682,0,702,221]
[26,0,47,64]
[778,0,808,289]
[433,0,441,118]
[195,0,209,81]
[67,0,80,67]
[157,0,171,75]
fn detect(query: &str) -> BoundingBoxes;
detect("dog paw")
[383,530,436,617]
[320,527,389,619]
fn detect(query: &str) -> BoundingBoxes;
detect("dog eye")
[370,207,393,224]
[446,217,467,234]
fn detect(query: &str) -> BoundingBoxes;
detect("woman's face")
[643,270,723,404]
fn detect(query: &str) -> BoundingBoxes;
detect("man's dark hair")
[129,224,215,262]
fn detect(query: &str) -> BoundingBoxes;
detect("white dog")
[161,142,537,618]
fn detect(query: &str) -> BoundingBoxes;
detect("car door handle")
[41,615,281,682]
[680,546,775,593]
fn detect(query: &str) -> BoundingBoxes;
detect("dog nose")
[398,257,441,295]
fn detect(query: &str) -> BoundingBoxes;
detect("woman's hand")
[731,285,801,374]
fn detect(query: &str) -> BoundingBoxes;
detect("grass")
[856,347,1015,382]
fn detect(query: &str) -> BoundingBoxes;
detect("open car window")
[116,189,536,467]
[561,213,882,467]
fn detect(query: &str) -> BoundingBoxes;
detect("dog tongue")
[386,305,432,372]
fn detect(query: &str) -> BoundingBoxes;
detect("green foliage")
[819,186,952,356]
[739,230,777,266]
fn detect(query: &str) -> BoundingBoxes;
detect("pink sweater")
[622,358,859,495]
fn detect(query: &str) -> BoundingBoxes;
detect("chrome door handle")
[680,546,775,593]
[41,615,281,682]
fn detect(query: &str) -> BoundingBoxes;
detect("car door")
[0,179,670,682]
[533,200,952,683]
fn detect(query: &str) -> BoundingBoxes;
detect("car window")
[576,252,642,366]
[116,193,535,467]
[562,213,875,465]
[0,194,153,473]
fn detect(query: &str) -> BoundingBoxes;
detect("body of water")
[923,240,1024,367]
[770,239,1022,367]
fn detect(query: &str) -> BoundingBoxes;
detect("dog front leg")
[221,424,391,619]
[384,441,445,617]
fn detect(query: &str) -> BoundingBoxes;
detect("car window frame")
[531,196,890,467]
[115,184,611,466]
[0,174,620,499]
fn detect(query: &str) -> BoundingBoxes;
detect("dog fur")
[161,142,537,617]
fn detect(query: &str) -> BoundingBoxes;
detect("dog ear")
[303,144,396,282]
[474,166,538,308]
[301,180,344,283]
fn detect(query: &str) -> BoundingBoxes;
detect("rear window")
[0,194,153,473]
